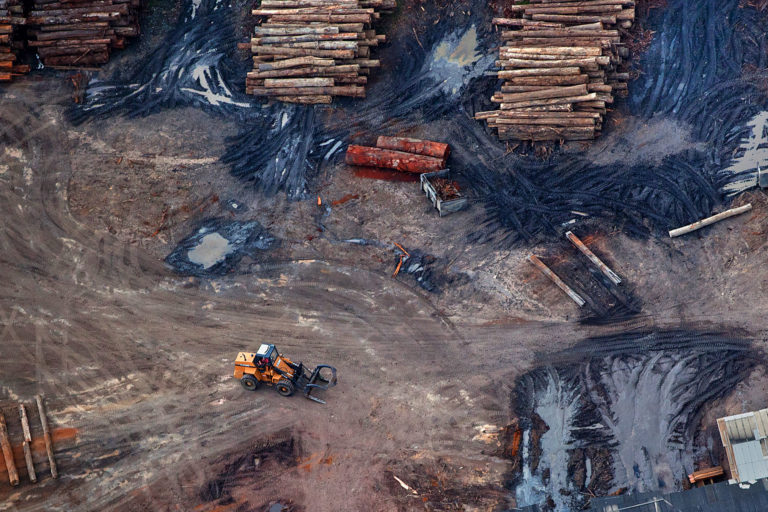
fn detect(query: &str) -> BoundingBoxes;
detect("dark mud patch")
[199,433,300,504]
[166,217,278,276]
[508,330,757,511]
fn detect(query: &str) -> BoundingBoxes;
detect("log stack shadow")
[476,0,636,142]
[0,0,29,81]
[247,0,395,104]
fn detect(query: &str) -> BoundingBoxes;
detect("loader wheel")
[275,379,295,397]
[240,375,260,391]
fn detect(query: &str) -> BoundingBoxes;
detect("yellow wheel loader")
[233,344,337,404]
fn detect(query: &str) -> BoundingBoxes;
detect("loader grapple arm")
[302,365,337,404]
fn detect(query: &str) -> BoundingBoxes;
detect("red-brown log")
[375,136,450,160]
[345,145,445,173]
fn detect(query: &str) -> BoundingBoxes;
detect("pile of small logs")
[25,0,141,67]
[0,0,28,81]
[247,0,394,104]
[345,136,450,173]
[476,0,635,142]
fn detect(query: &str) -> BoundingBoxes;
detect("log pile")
[0,0,28,81]
[247,0,394,104]
[476,0,636,142]
[25,0,141,67]
[345,136,450,173]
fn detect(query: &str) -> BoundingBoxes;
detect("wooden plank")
[36,395,58,479]
[19,405,36,483]
[0,412,19,486]
[528,255,585,306]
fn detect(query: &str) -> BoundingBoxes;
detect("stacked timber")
[247,0,394,104]
[0,0,28,81]
[26,0,141,67]
[345,136,450,173]
[476,0,635,142]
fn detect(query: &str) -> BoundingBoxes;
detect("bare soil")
[2,1,768,510]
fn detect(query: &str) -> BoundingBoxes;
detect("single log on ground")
[375,136,450,160]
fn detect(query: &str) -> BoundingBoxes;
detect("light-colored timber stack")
[25,0,141,67]
[0,0,29,81]
[476,0,635,142]
[247,0,395,104]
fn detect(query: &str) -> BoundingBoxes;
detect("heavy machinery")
[233,344,337,404]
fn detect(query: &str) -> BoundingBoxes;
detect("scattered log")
[528,255,585,306]
[566,231,621,284]
[35,395,58,479]
[0,412,19,486]
[19,405,36,483]
[668,204,753,238]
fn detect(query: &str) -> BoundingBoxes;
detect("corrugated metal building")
[587,478,768,512]
[718,409,768,483]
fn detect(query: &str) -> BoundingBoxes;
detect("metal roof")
[588,478,768,512]
[719,409,768,482]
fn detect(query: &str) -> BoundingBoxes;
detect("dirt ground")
[1,74,767,512]
[2,2,768,511]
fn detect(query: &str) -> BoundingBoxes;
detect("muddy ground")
[2,0,768,511]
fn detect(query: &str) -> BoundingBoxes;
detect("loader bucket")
[303,365,337,404]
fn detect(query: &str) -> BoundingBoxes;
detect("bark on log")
[496,66,582,78]
[263,77,334,87]
[19,405,36,484]
[0,413,19,486]
[345,145,445,173]
[36,395,58,479]
[494,84,588,102]
[668,204,753,238]
[375,136,450,159]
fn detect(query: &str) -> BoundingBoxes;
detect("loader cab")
[255,343,278,366]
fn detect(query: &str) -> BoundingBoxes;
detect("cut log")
[528,255,585,306]
[0,413,19,486]
[19,405,37,483]
[668,204,753,238]
[375,136,450,160]
[345,145,445,173]
[263,77,334,87]
[36,395,58,479]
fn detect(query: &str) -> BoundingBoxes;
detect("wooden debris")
[25,0,140,67]
[528,254,585,306]
[668,204,753,238]
[0,412,19,486]
[565,231,621,284]
[0,0,29,81]
[19,404,36,483]
[35,395,58,479]
[477,0,636,141]
[247,0,394,103]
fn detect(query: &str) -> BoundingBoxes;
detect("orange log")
[375,136,450,160]
[345,145,445,173]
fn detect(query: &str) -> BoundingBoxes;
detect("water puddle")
[187,232,233,269]
[166,218,278,276]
